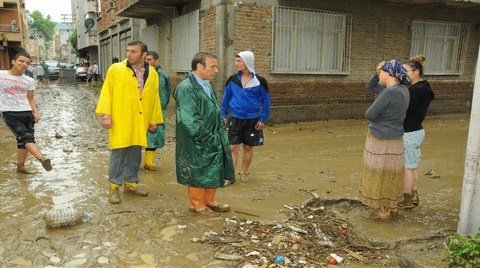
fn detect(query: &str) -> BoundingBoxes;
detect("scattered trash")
[424,169,440,178]
[274,255,284,263]
[288,224,308,234]
[329,253,344,263]
[315,228,334,247]
[45,208,90,229]
[177,225,187,230]
[214,252,243,261]
[327,256,337,264]
[245,251,260,257]
[197,198,394,266]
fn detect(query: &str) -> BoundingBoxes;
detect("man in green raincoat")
[144,51,171,171]
[174,52,235,216]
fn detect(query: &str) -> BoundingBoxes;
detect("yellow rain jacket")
[96,60,163,149]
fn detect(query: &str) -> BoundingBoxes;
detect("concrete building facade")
[111,0,480,123]
[0,0,28,69]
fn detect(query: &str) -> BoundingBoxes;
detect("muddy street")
[0,81,468,267]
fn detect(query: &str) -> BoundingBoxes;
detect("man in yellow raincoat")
[96,41,163,204]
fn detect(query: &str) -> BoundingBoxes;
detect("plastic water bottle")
[315,228,333,247]
[45,208,90,228]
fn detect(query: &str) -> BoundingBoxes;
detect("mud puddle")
[0,81,468,267]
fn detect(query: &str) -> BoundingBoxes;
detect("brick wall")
[200,7,216,53]
[229,1,479,122]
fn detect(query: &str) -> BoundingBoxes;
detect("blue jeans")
[108,146,142,185]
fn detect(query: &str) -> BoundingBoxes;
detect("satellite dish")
[84,18,95,30]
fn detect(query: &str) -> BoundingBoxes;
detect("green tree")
[29,11,55,43]
[69,28,88,59]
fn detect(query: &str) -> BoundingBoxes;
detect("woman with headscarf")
[359,59,410,220]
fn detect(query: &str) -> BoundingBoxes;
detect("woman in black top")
[397,55,435,209]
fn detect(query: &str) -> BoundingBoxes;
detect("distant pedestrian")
[359,59,410,220]
[144,50,171,171]
[221,51,270,185]
[174,52,235,216]
[93,62,99,81]
[397,55,435,209]
[0,52,52,173]
[86,64,94,83]
[41,61,49,85]
[96,41,163,204]
[34,64,45,83]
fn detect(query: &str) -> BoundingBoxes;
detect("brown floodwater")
[0,82,468,267]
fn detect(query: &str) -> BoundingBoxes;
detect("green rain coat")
[146,66,171,148]
[174,72,235,188]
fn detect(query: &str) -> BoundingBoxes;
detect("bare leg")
[241,144,254,175]
[17,148,28,166]
[403,168,415,194]
[412,168,420,191]
[25,143,44,161]
[230,144,241,170]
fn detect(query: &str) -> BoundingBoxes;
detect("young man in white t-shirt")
[0,52,52,173]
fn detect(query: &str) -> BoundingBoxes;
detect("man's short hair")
[191,52,217,71]
[147,51,159,60]
[127,41,148,53]
[13,51,31,60]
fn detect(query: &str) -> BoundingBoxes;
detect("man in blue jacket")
[221,51,270,185]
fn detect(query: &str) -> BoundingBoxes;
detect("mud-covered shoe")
[16,166,37,174]
[193,207,219,217]
[108,183,121,204]
[206,203,230,212]
[124,181,149,197]
[411,190,419,207]
[144,164,156,171]
[397,193,414,210]
[40,158,52,171]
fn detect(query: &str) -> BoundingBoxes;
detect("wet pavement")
[0,81,468,267]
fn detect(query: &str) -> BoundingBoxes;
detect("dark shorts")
[227,117,264,146]
[1,111,36,149]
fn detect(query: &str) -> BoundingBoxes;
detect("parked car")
[44,60,61,80]
[76,66,88,81]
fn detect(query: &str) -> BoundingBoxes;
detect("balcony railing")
[0,24,20,32]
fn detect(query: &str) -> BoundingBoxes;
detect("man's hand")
[148,124,158,132]
[255,121,265,130]
[101,116,112,129]
[33,111,40,123]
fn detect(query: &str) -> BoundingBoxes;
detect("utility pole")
[458,43,480,237]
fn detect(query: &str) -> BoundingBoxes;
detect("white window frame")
[271,6,352,74]
[172,10,199,72]
[410,20,469,75]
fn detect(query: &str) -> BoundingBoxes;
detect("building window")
[272,6,352,74]
[410,20,469,75]
[172,10,199,72]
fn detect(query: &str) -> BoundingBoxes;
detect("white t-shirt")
[0,70,36,112]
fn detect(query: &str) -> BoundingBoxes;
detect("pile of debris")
[193,194,392,267]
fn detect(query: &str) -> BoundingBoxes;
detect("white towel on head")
[237,51,255,74]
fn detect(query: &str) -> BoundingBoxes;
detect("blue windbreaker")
[221,72,270,123]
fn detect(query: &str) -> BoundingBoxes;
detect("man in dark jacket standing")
[174,52,235,216]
